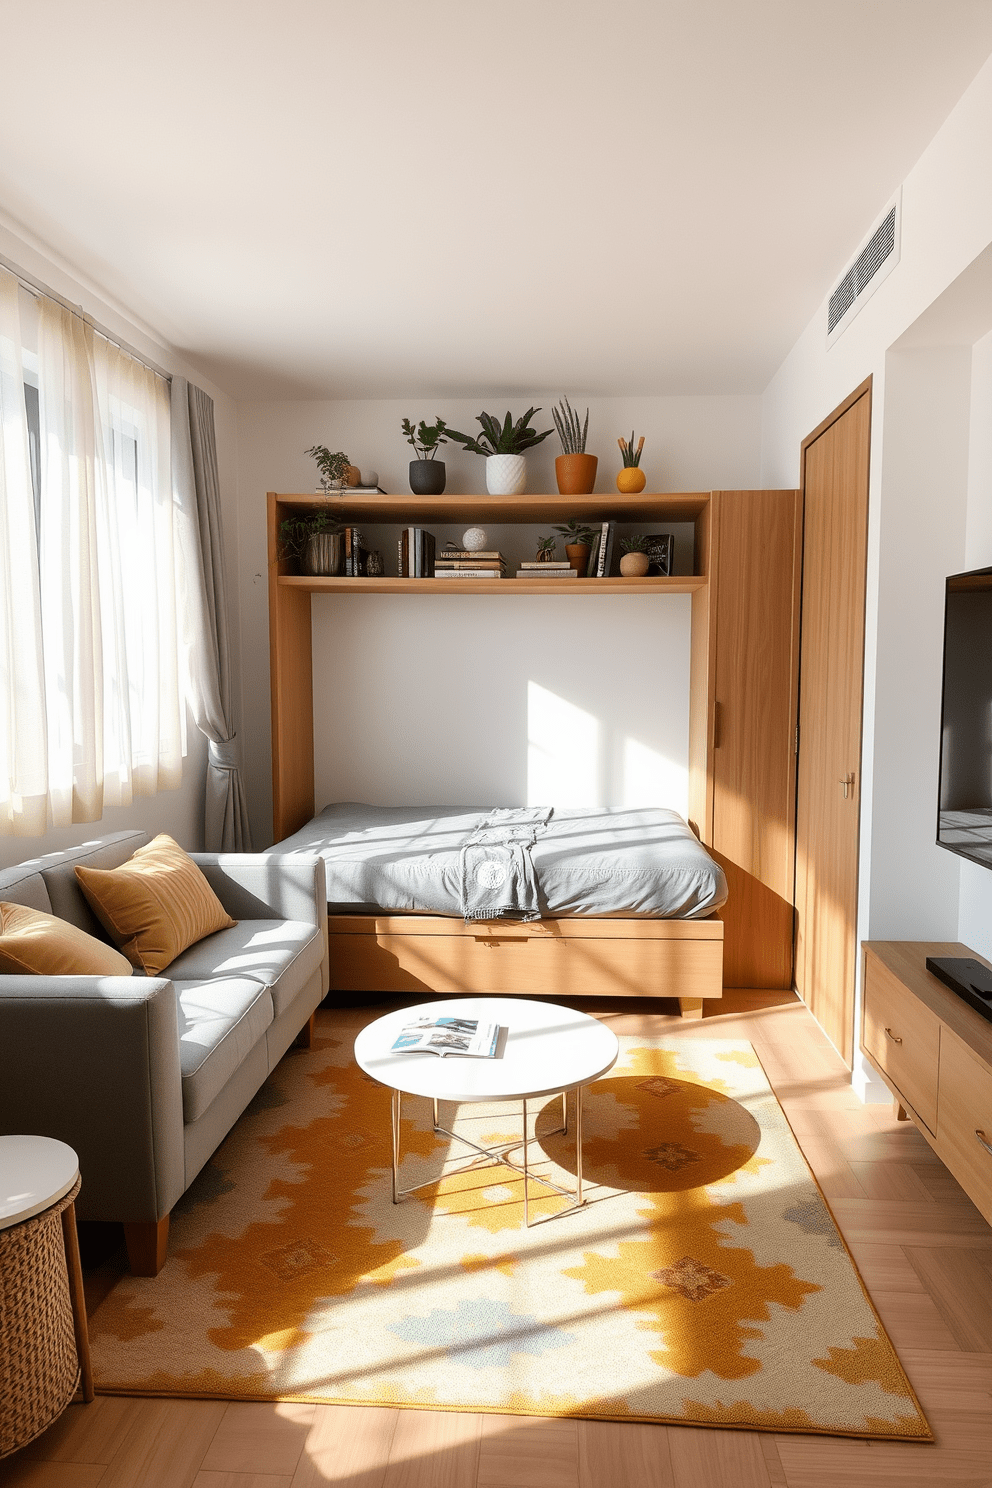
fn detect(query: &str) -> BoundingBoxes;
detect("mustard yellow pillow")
[74,834,236,975]
[0,901,133,976]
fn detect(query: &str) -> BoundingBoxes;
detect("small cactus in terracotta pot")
[619,534,650,577]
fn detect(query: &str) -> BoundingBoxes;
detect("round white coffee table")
[354,997,619,1225]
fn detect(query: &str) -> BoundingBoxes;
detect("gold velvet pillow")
[0,901,133,976]
[74,834,236,975]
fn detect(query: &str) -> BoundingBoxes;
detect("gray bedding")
[275,803,728,921]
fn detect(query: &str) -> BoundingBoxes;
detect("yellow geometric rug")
[89,1014,932,1440]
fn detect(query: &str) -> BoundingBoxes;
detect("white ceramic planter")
[486,453,527,495]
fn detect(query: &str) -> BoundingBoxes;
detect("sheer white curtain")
[0,269,183,834]
[0,269,47,834]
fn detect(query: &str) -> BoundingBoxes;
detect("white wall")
[758,53,992,1086]
[0,213,243,869]
[237,394,761,846]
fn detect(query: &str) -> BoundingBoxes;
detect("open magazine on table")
[390,1015,500,1059]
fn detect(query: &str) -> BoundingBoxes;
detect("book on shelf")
[438,548,502,560]
[595,521,616,578]
[399,527,436,577]
[517,561,572,570]
[391,1015,500,1059]
[434,568,504,579]
[644,533,675,576]
[316,485,385,495]
[514,567,577,578]
[343,527,366,577]
[434,559,507,571]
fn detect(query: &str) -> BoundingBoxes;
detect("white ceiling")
[3,1,992,400]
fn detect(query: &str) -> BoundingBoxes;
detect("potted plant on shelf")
[617,432,646,493]
[552,398,597,495]
[553,517,597,576]
[278,509,343,576]
[619,534,650,577]
[536,535,557,563]
[306,445,353,493]
[401,416,449,495]
[443,408,553,495]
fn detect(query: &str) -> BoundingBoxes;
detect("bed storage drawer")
[863,952,940,1132]
[327,915,724,1001]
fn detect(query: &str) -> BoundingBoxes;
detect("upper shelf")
[270,491,711,524]
[279,574,706,596]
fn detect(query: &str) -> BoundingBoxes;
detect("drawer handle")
[883,1027,903,1044]
[976,1129,992,1158]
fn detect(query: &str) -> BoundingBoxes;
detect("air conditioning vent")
[827,193,901,345]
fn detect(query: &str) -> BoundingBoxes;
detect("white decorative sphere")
[360,469,378,488]
[462,527,488,552]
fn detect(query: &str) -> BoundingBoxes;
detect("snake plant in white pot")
[443,408,554,495]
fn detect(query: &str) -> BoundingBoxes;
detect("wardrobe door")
[710,490,802,988]
[794,385,872,1066]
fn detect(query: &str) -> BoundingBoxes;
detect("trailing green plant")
[553,517,596,546]
[536,535,557,559]
[618,432,645,468]
[306,445,352,490]
[401,416,448,460]
[443,408,553,458]
[552,397,589,454]
[278,508,342,562]
[620,534,649,553]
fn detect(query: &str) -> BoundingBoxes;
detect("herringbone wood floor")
[2,990,991,1488]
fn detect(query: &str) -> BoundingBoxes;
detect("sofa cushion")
[75,834,236,975]
[162,920,324,1016]
[0,869,53,916]
[0,902,133,976]
[175,976,274,1122]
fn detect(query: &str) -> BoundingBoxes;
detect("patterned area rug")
[89,1014,931,1440]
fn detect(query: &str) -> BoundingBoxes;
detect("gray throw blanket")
[459,807,553,921]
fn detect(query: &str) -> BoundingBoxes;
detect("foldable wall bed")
[275,802,727,1017]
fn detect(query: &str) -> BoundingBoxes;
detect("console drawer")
[936,1027,992,1226]
[863,953,940,1131]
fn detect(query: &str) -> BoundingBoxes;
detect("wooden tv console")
[861,941,992,1227]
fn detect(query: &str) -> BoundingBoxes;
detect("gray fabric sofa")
[0,830,328,1275]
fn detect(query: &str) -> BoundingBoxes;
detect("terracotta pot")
[565,541,592,577]
[620,550,650,577]
[555,453,598,495]
[617,466,647,493]
[409,460,446,495]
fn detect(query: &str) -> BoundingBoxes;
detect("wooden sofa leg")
[678,997,705,1020]
[124,1215,170,1276]
[295,1012,317,1049]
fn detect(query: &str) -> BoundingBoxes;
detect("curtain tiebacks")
[208,736,242,772]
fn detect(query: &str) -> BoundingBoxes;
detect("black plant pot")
[409,459,446,495]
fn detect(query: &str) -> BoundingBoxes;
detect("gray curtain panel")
[172,377,253,850]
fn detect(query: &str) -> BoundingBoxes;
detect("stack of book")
[514,562,577,579]
[433,548,506,580]
[399,528,437,577]
[343,527,366,576]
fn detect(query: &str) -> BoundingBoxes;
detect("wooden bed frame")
[325,912,724,1018]
[267,488,803,1007]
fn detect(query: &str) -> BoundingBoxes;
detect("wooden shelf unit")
[267,488,801,992]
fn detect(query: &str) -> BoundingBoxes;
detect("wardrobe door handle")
[884,1027,903,1044]
[976,1129,992,1158]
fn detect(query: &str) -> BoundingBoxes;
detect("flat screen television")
[937,566,992,868]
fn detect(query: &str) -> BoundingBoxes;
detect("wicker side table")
[0,1136,94,1460]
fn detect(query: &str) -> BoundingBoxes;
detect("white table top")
[0,1135,79,1230]
[354,997,619,1102]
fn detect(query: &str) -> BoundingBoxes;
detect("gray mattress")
[275,803,728,920]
